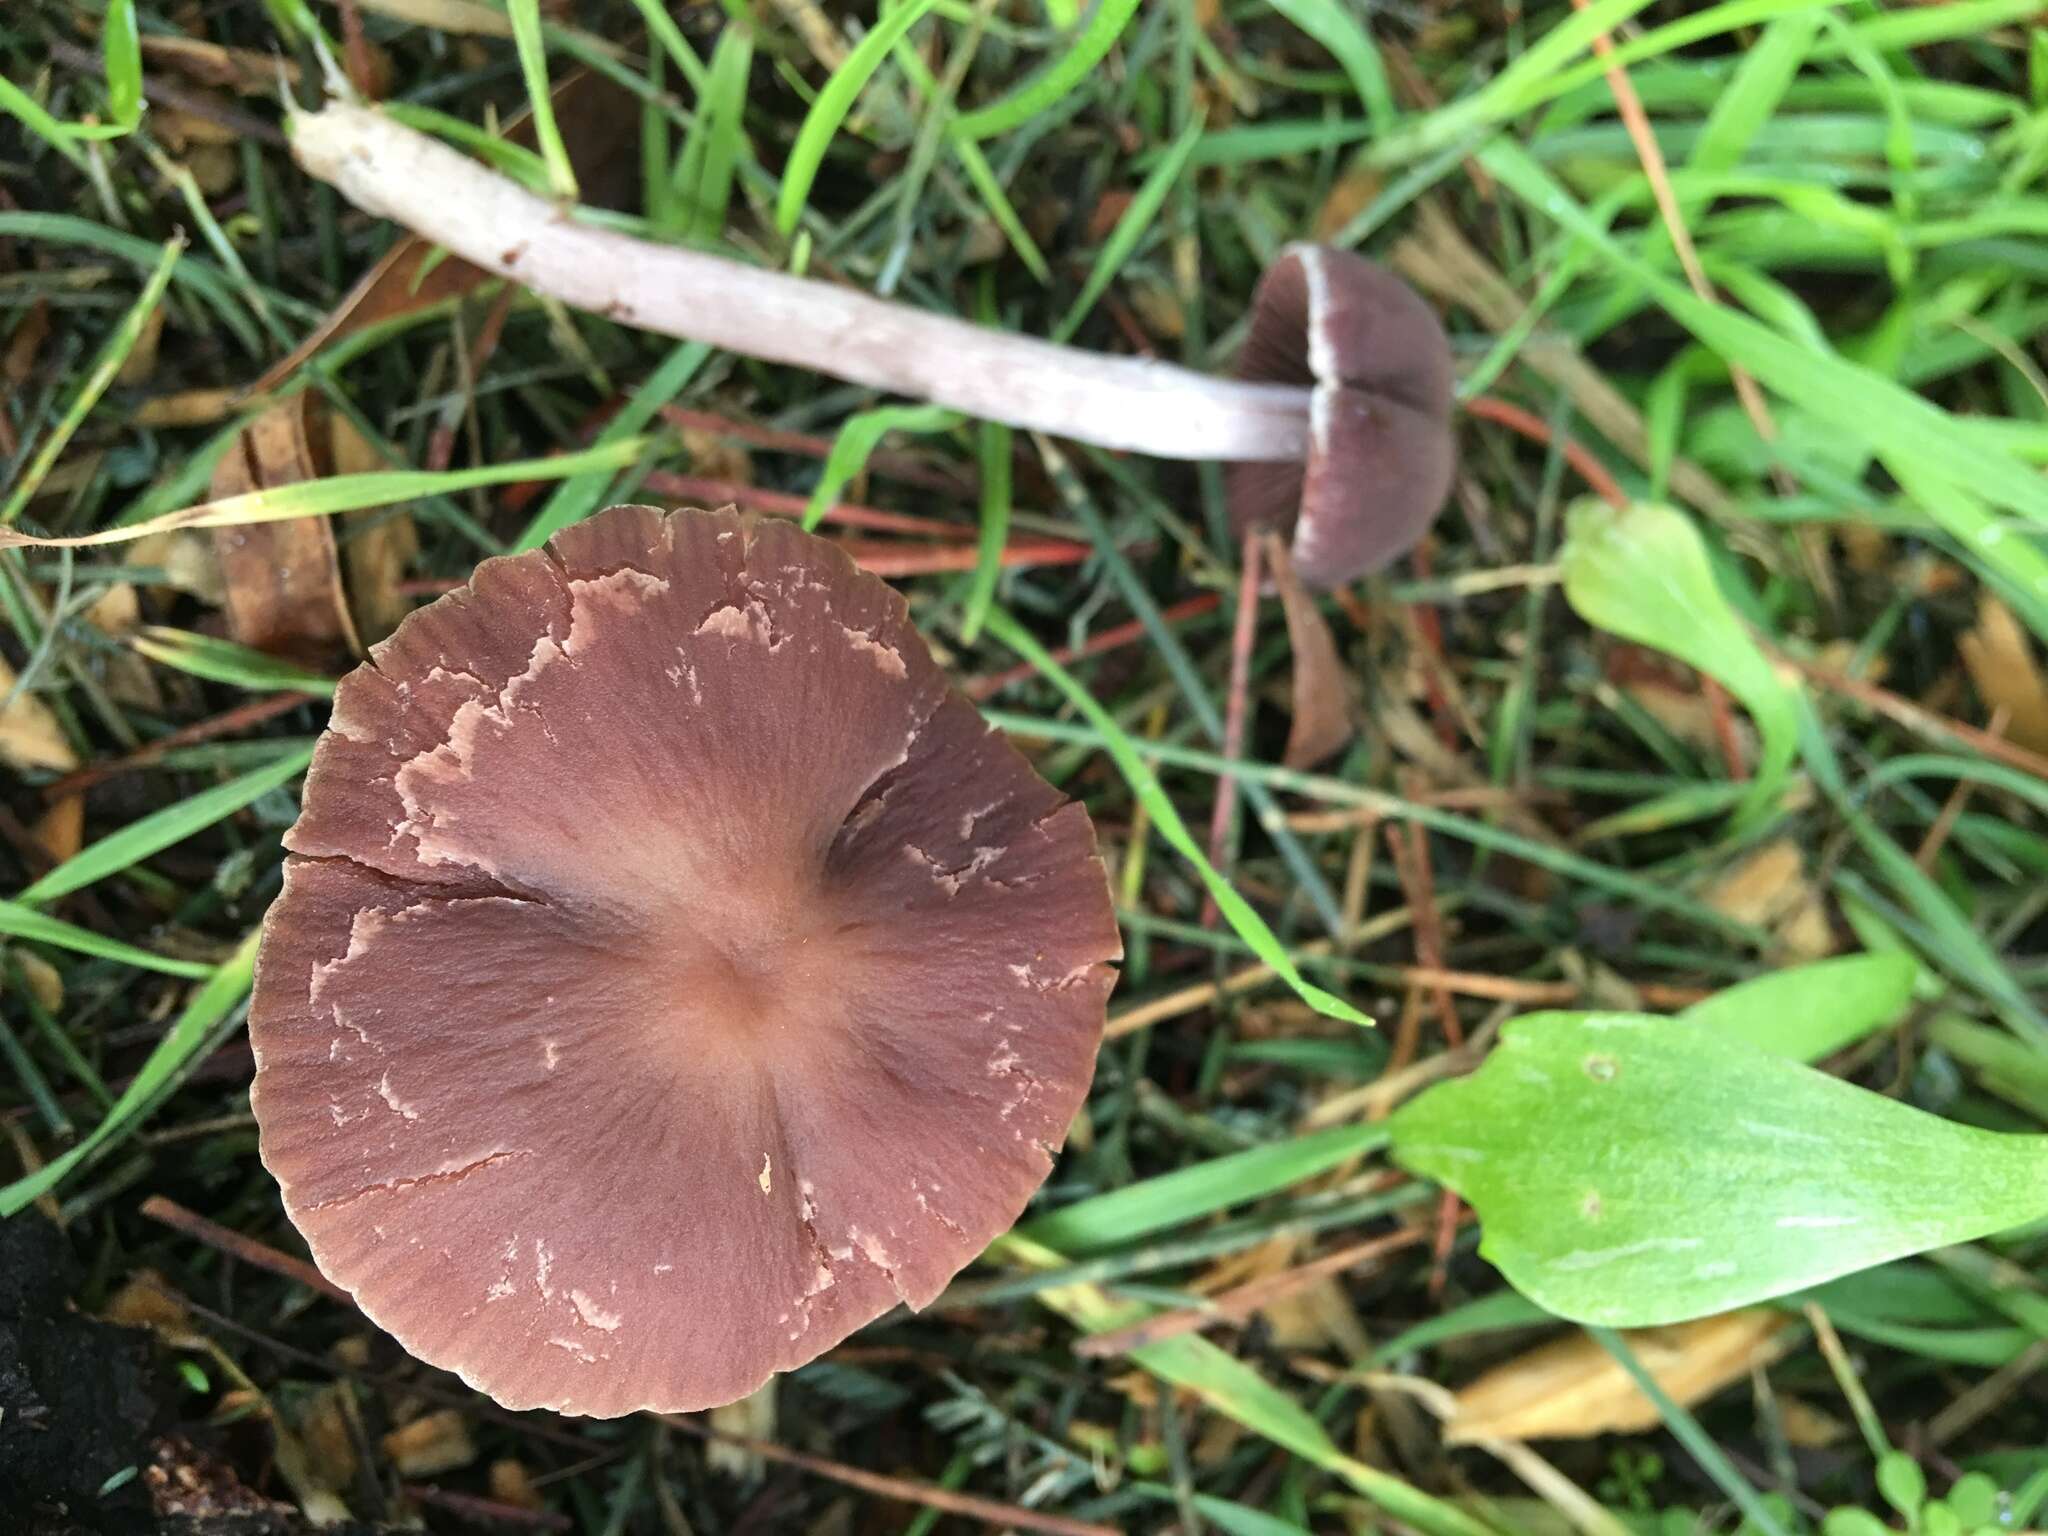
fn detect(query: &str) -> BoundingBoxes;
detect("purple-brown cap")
[1227,245,1456,589]
[249,505,1121,1417]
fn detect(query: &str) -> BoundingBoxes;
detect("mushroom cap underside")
[1229,245,1456,588]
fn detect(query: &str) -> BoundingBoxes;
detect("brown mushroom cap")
[1227,245,1456,589]
[249,505,1121,1417]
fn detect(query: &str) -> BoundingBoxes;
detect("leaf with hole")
[1388,1012,2048,1326]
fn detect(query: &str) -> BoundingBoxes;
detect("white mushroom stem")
[291,103,1313,464]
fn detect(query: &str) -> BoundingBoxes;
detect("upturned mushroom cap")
[1227,245,1456,588]
[249,505,1121,1418]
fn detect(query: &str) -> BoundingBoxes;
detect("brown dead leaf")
[488,1461,543,1512]
[680,427,754,489]
[85,584,166,711]
[135,388,241,430]
[326,413,418,644]
[381,1409,477,1477]
[140,34,301,94]
[31,794,84,865]
[117,304,167,385]
[1777,1395,1849,1449]
[209,397,362,666]
[1960,595,2048,755]
[0,656,78,773]
[1266,533,1353,768]
[1126,279,1187,342]
[1446,1311,1789,1442]
[1702,838,1834,960]
[296,1386,360,1494]
[132,530,226,605]
[1314,168,1383,244]
[156,106,240,148]
[7,950,63,1014]
[1086,190,1135,244]
[103,1271,204,1347]
[247,241,498,398]
[346,0,512,33]
[5,300,50,387]
[1838,523,1890,576]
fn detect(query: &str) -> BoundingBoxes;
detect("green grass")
[4,1,2048,1532]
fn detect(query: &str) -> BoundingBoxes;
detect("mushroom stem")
[291,103,1313,464]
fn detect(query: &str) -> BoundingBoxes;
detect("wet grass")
[4,1,2048,1532]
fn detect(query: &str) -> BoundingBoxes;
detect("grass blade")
[1053,120,1202,343]
[1,439,647,551]
[516,345,709,550]
[959,416,1012,642]
[777,0,942,236]
[102,0,144,132]
[1261,0,1395,131]
[129,629,338,696]
[1022,1122,1389,1251]
[506,0,578,201]
[0,901,213,978]
[0,931,259,1218]
[979,607,1370,1026]
[951,0,1143,142]
[801,405,962,530]
[1,234,183,527]
[18,746,314,907]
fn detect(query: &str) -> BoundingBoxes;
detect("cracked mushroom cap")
[1227,245,1456,589]
[249,504,1121,1417]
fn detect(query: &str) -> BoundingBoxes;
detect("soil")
[0,1216,390,1536]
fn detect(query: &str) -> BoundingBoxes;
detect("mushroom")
[288,104,1455,584]
[1226,244,1458,590]
[249,504,1122,1416]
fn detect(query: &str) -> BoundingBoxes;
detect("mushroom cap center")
[636,877,852,1050]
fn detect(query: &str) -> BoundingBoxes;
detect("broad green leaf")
[801,405,961,530]
[1020,1122,1388,1252]
[130,628,337,696]
[18,745,313,906]
[1389,1012,2048,1326]
[1681,952,1920,1062]
[0,930,258,1217]
[1561,500,1796,830]
[777,0,941,235]
[980,609,1370,1026]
